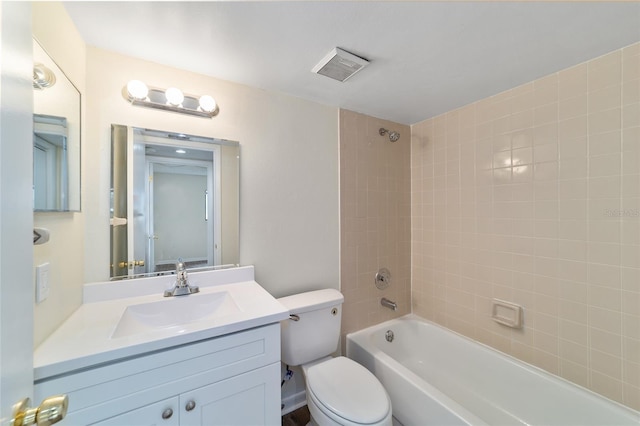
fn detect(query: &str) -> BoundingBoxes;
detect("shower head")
[379,128,400,142]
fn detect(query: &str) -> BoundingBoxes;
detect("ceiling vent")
[312,47,369,82]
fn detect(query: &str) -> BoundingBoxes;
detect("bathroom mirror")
[33,38,81,212]
[110,125,239,279]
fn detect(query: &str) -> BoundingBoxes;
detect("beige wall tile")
[624,360,640,388]
[340,109,411,344]
[589,108,621,135]
[622,78,640,106]
[410,42,640,411]
[559,116,588,140]
[589,85,622,114]
[590,328,622,357]
[623,103,640,128]
[559,137,587,160]
[591,371,624,403]
[624,384,640,412]
[559,63,588,101]
[559,95,588,121]
[623,42,640,82]
[560,359,590,388]
[591,349,623,380]
[588,51,622,92]
[534,74,559,106]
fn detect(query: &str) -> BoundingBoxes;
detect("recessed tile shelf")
[492,298,524,329]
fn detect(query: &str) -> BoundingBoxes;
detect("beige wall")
[32,2,86,347]
[32,2,339,347]
[84,48,340,297]
[411,42,640,410]
[340,109,411,348]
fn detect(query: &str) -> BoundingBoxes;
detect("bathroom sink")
[111,291,240,338]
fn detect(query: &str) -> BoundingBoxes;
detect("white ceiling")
[64,2,640,125]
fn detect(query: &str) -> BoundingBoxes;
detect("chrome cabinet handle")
[161,408,173,420]
[185,400,196,412]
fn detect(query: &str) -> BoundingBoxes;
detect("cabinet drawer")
[35,324,279,424]
[91,397,179,426]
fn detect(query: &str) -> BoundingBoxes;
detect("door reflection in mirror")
[34,114,69,211]
[147,149,215,272]
[110,126,239,279]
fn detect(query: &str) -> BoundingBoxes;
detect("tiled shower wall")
[340,109,411,347]
[411,42,640,410]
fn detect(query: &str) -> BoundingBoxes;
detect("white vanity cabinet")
[34,324,281,426]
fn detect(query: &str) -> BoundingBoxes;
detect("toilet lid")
[306,357,390,424]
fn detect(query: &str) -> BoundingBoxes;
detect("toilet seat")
[306,357,391,425]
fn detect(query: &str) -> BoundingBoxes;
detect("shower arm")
[379,127,400,142]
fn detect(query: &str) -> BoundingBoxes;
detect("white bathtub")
[346,315,640,426]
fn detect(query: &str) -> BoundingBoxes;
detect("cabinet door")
[91,397,179,426]
[180,363,280,426]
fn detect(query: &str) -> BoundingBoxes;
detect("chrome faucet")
[381,297,397,311]
[164,258,199,297]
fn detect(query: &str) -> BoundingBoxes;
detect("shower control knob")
[375,268,391,289]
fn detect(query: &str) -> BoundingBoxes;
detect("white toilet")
[279,289,392,426]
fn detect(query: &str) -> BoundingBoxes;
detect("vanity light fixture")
[198,95,217,113]
[164,87,184,106]
[126,80,148,100]
[33,63,56,89]
[123,80,219,118]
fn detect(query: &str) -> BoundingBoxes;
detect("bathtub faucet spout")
[381,297,397,311]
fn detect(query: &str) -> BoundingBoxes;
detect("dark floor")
[281,405,310,426]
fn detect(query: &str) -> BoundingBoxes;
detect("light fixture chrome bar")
[123,84,219,118]
[129,98,216,118]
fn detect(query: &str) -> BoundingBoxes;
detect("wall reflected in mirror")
[33,38,81,212]
[110,126,239,280]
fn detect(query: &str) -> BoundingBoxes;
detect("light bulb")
[198,95,217,113]
[165,87,184,106]
[127,80,148,100]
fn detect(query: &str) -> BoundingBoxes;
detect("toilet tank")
[278,289,344,366]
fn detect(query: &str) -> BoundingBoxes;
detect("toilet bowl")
[303,357,392,426]
[278,289,392,426]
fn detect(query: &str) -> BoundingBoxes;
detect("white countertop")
[34,266,289,381]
